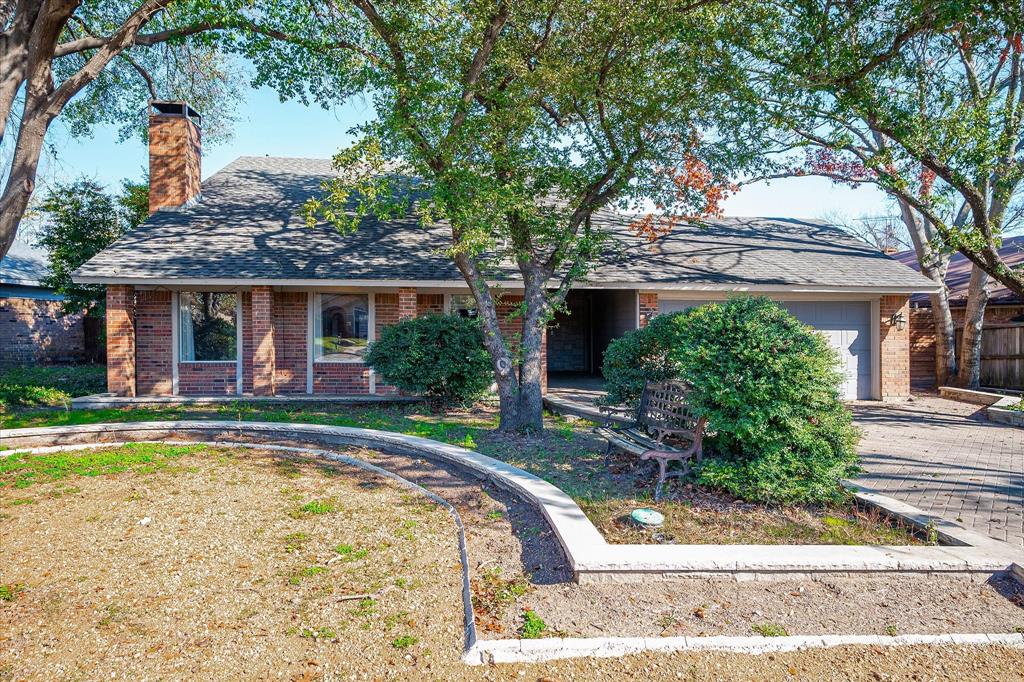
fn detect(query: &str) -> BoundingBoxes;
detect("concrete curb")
[2,421,1021,582]
[464,632,1024,664]
[936,386,1023,428]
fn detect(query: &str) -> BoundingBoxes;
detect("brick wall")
[135,290,172,395]
[312,363,370,394]
[416,293,444,316]
[0,295,85,368]
[106,285,136,396]
[398,287,417,320]
[880,295,911,399]
[638,292,658,328]
[375,293,400,338]
[241,292,254,393]
[251,286,275,396]
[148,112,201,213]
[273,291,307,393]
[178,362,237,395]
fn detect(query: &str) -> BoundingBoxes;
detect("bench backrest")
[636,380,701,434]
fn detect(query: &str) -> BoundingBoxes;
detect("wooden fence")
[956,324,1024,389]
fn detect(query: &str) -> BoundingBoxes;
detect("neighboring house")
[0,238,88,368]
[895,239,1024,389]
[73,101,937,401]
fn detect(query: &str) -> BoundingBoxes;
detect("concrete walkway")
[853,396,1024,546]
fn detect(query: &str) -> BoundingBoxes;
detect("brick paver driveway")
[853,395,1023,546]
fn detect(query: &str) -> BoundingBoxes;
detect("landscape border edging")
[2,420,1021,581]
[463,632,1024,665]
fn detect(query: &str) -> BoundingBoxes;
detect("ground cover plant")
[1,401,914,546]
[0,364,106,411]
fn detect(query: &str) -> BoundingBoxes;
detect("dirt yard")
[2,441,1023,681]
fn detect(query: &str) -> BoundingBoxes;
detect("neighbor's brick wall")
[135,290,172,395]
[638,292,658,328]
[273,291,307,394]
[177,362,236,395]
[880,295,911,399]
[148,112,201,213]
[416,294,444,316]
[0,296,85,368]
[106,285,136,396]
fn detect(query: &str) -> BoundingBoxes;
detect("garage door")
[657,299,873,400]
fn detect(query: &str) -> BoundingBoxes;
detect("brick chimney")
[148,101,201,214]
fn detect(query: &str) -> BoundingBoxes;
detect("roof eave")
[71,273,942,295]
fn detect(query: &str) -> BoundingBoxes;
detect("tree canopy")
[35,176,148,315]
[291,0,760,431]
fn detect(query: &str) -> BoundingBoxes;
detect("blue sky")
[43,85,893,222]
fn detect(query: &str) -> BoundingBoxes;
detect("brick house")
[74,101,937,401]
[0,238,88,369]
[896,239,1024,389]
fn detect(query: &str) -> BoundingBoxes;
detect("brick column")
[397,287,417,320]
[638,292,658,328]
[251,286,275,396]
[880,295,911,400]
[540,328,548,395]
[106,285,136,397]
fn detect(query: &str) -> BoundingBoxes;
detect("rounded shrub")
[600,296,860,505]
[600,312,687,406]
[365,313,493,407]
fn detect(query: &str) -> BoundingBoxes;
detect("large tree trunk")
[894,198,957,385]
[516,272,549,433]
[953,265,990,389]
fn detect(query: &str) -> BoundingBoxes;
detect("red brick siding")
[241,292,254,393]
[0,296,85,368]
[148,113,201,213]
[398,287,417,320]
[375,293,400,338]
[106,285,136,396]
[493,294,548,393]
[251,286,275,396]
[880,295,911,399]
[274,291,307,393]
[416,293,444,316]
[178,362,237,395]
[135,290,172,395]
[312,363,370,394]
[638,292,658,328]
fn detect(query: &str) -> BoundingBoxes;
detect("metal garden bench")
[595,380,707,501]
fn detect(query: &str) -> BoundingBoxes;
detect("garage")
[658,299,874,400]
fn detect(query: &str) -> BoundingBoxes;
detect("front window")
[315,293,369,361]
[449,294,478,318]
[179,292,237,362]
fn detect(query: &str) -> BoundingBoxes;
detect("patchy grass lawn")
[0,364,106,411]
[0,443,464,679]
[1,401,921,545]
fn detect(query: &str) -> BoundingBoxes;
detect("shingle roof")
[0,238,51,287]
[895,236,1024,306]
[74,156,937,293]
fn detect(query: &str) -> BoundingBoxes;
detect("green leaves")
[364,313,494,407]
[36,176,147,316]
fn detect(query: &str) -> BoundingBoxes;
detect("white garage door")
[657,299,873,400]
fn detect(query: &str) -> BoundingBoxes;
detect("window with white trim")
[314,293,370,362]
[449,294,478,319]
[178,291,237,362]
